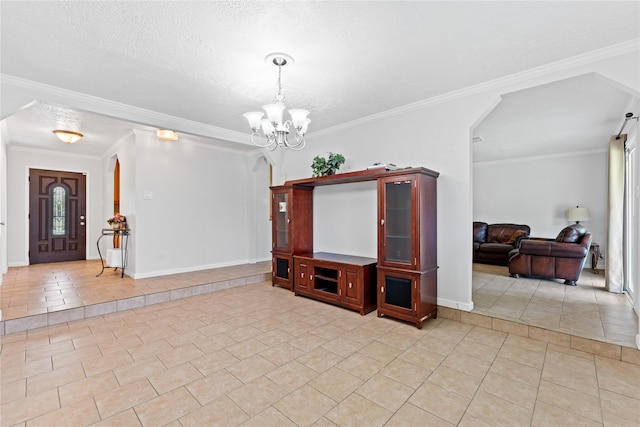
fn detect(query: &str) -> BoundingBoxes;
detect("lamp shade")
[263,103,284,124]
[243,112,264,131]
[288,109,309,129]
[260,119,275,136]
[566,206,590,223]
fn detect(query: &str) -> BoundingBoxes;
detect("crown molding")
[0,74,250,144]
[8,144,102,160]
[311,39,640,139]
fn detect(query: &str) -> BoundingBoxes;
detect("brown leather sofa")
[508,224,592,286]
[473,222,530,265]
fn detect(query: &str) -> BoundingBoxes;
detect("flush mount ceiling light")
[53,130,83,144]
[157,129,179,141]
[243,52,310,151]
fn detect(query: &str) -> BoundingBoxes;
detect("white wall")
[474,151,608,266]
[250,156,271,263]
[0,126,7,276]
[314,182,378,258]
[117,131,270,278]
[6,147,104,266]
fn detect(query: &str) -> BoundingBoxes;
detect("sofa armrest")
[518,239,588,258]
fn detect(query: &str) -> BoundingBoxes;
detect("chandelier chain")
[276,63,284,104]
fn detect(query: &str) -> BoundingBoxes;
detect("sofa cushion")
[473,222,488,243]
[478,243,514,254]
[556,225,586,243]
[505,229,528,245]
[487,224,530,244]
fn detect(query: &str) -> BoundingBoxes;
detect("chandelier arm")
[249,131,276,149]
[287,139,306,151]
[283,133,305,150]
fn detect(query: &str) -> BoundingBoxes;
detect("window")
[52,186,66,235]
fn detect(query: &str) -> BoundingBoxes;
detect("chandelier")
[243,53,310,151]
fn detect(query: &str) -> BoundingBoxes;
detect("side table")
[97,228,130,278]
[589,242,601,274]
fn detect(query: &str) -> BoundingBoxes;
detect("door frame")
[24,165,91,264]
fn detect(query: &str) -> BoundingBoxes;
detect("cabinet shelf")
[315,284,338,294]
[314,274,338,282]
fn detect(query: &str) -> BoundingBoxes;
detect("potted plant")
[311,152,345,177]
[107,213,127,229]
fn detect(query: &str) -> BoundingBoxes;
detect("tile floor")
[0,260,271,334]
[1,280,640,426]
[472,264,638,348]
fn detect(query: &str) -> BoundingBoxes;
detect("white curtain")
[606,135,625,293]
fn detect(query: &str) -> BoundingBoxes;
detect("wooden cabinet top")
[282,167,439,188]
[295,252,377,267]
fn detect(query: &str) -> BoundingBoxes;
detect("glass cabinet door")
[381,177,414,267]
[273,190,290,250]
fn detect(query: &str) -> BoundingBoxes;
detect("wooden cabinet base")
[377,267,437,329]
[377,308,437,329]
[294,253,377,315]
[272,253,293,290]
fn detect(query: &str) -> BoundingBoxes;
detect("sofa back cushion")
[487,224,530,244]
[556,224,587,243]
[505,229,528,245]
[473,222,488,243]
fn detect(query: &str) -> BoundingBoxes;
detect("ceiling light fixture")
[157,129,179,141]
[53,130,83,144]
[243,53,310,151]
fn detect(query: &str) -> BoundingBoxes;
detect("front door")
[29,169,87,264]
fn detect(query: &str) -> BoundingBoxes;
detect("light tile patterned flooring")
[1,262,640,426]
[472,264,638,348]
[0,260,271,333]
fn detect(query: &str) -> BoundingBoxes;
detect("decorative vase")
[113,223,121,230]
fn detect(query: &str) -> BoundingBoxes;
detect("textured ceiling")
[1,1,639,157]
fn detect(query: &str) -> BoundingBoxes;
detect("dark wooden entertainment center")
[270,167,439,328]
